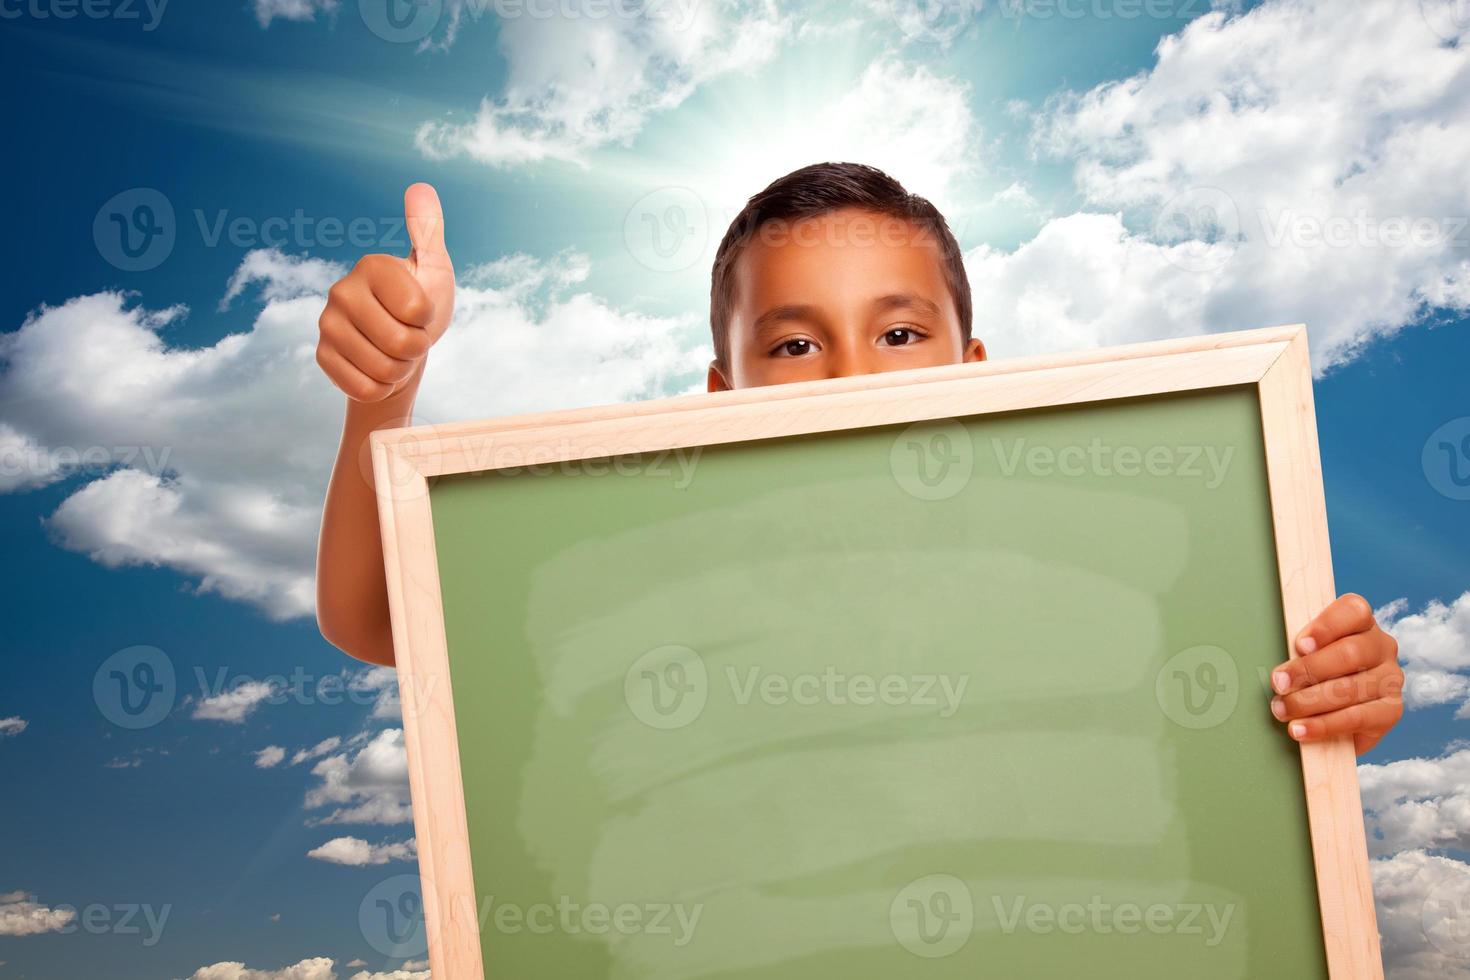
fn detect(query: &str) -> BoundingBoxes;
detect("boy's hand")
[317,183,455,402]
[1269,594,1404,755]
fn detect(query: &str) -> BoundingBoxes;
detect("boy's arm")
[316,370,422,665]
[314,184,454,664]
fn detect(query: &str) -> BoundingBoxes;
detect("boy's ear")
[965,338,987,363]
[707,361,733,392]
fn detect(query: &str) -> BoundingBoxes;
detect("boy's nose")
[825,342,869,380]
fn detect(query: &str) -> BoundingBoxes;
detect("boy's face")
[709,207,985,391]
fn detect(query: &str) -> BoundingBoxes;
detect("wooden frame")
[372,324,1381,980]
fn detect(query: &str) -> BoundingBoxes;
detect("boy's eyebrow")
[751,303,822,334]
[751,294,940,334]
[870,293,942,318]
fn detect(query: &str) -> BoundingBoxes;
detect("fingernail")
[1271,698,1287,721]
[1297,636,1317,654]
[1272,670,1291,694]
[1289,722,1307,740]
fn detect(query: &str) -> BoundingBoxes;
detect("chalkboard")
[373,326,1380,979]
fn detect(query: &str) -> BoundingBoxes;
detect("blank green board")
[429,386,1327,979]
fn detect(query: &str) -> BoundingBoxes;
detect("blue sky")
[1,1,1469,978]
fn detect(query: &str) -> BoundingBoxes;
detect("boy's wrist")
[344,359,425,428]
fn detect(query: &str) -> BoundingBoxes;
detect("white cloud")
[306,836,417,866]
[220,249,343,311]
[292,736,343,766]
[1380,593,1470,716]
[461,249,589,295]
[1345,588,1470,979]
[989,181,1041,214]
[0,424,68,492]
[798,56,980,209]
[103,746,168,769]
[0,717,26,738]
[0,891,76,937]
[251,0,337,29]
[752,55,980,213]
[879,0,983,44]
[369,688,399,721]
[1372,849,1470,980]
[305,728,412,825]
[192,680,279,723]
[178,957,337,980]
[1360,748,1470,859]
[415,0,789,167]
[1360,745,1470,976]
[0,249,704,620]
[967,211,1228,358]
[44,465,317,620]
[254,745,287,768]
[419,251,706,420]
[635,54,986,240]
[973,0,1470,372]
[348,964,430,980]
[0,288,329,619]
[349,666,402,722]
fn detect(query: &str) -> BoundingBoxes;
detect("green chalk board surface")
[429,386,1326,979]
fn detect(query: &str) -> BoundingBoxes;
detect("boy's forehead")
[731,208,952,312]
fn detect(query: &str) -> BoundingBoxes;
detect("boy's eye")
[881,326,925,347]
[773,338,818,358]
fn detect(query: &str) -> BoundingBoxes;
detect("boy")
[314,162,1403,755]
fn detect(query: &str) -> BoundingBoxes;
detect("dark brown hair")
[709,161,972,367]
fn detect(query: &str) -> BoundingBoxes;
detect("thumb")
[404,182,451,274]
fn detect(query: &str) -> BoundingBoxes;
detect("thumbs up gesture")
[316,183,455,402]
